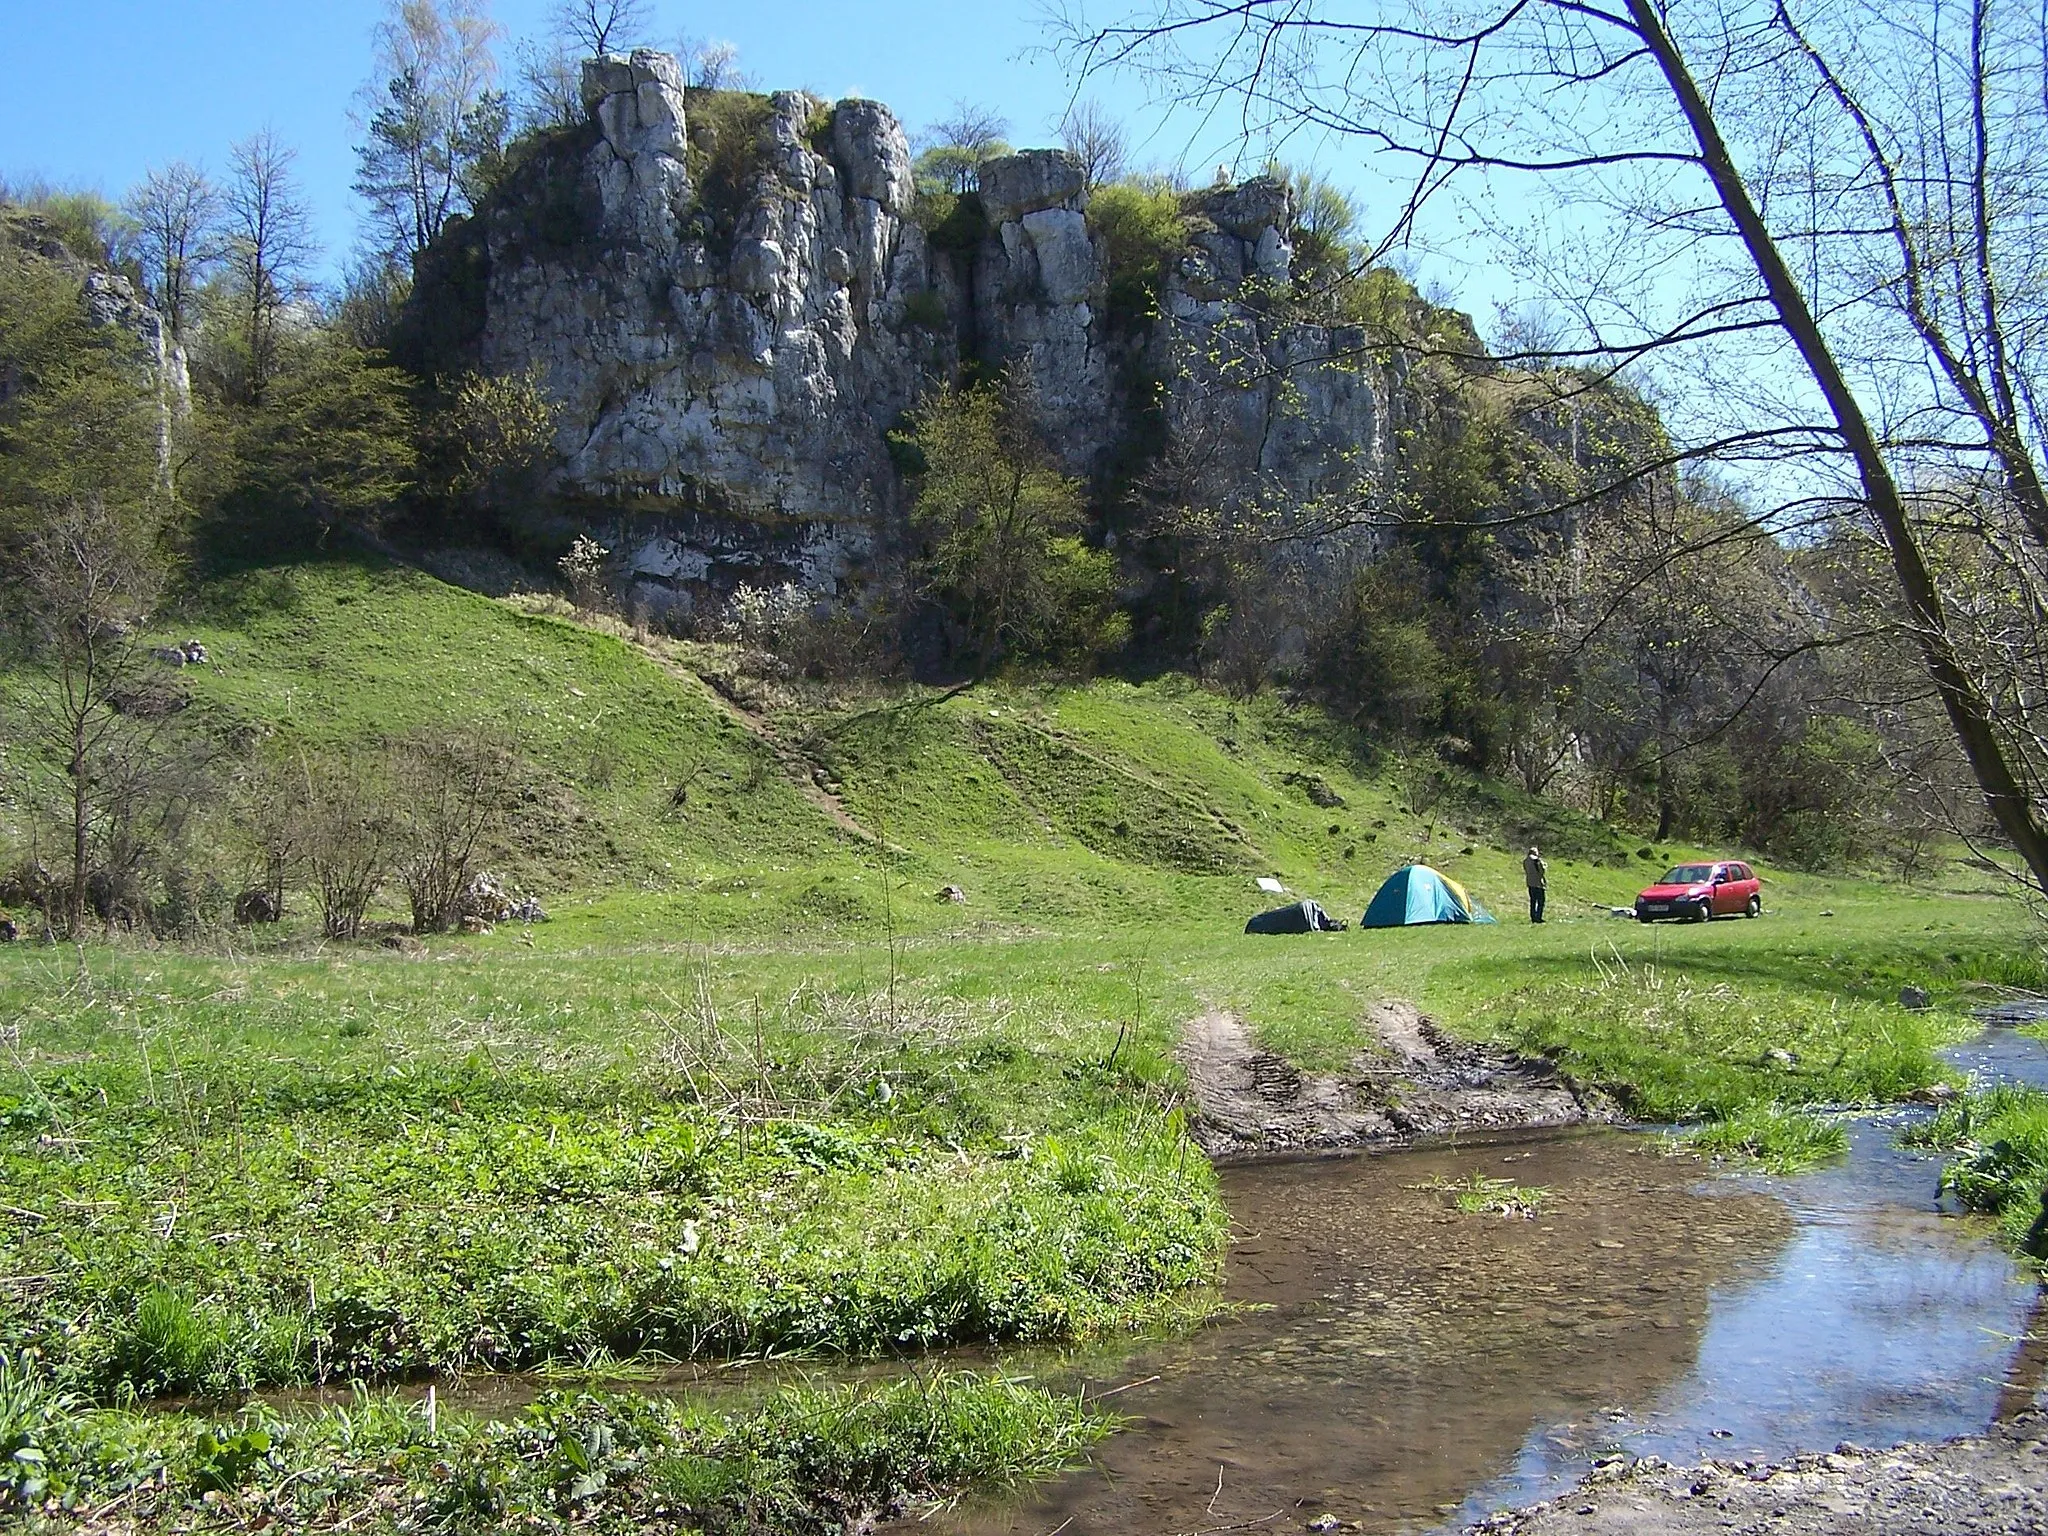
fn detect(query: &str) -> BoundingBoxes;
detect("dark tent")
[1360,865,1495,928]
[1245,899,1344,934]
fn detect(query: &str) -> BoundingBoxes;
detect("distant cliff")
[401,50,1630,622]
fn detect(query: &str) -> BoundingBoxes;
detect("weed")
[4,1373,1110,1534]
[1905,1085,2048,1251]
[1423,1174,1549,1216]
[1681,1103,1849,1173]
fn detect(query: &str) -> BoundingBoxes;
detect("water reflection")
[920,1120,2041,1536]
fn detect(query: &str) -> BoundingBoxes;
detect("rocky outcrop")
[0,211,191,454]
[404,53,1417,615]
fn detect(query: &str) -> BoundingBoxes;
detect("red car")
[1634,861,1762,923]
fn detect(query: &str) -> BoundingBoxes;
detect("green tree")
[0,242,162,546]
[227,338,418,539]
[900,375,1125,674]
[353,0,507,263]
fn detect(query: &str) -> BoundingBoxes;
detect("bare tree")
[1057,0,2048,895]
[222,131,315,405]
[298,747,396,940]
[4,500,173,937]
[123,163,218,346]
[914,103,1016,196]
[354,0,506,263]
[1058,100,1130,187]
[677,35,751,90]
[927,102,1010,158]
[391,729,513,931]
[555,0,650,57]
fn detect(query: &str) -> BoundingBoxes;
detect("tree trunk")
[1624,0,2048,896]
[69,729,89,938]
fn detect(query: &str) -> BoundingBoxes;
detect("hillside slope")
[57,554,1672,939]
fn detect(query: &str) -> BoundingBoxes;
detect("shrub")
[1086,180,1187,329]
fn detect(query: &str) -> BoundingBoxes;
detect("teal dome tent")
[1361,865,1495,928]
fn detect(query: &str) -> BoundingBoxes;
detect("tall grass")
[1470,960,1964,1122]
[1904,1085,2048,1252]
[1681,1104,1849,1172]
[1,1373,1110,1532]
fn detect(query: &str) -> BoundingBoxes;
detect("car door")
[1711,864,1740,915]
[1731,862,1760,910]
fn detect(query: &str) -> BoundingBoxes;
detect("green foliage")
[0,243,162,541]
[219,337,418,540]
[0,189,131,266]
[683,90,777,253]
[911,189,990,254]
[914,142,1014,198]
[0,1350,81,1509]
[1904,1084,2048,1251]
[6,1374,1109,1533]
[1309,549,1452,736]
[1682,1103,1849,1172]
[1739,716,1886,868]
[418,362,562,509]
[899,377,1125,672]
[1086,180,1188,329]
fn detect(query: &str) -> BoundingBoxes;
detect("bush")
[1086,180,1187,329]
[897,374,1126,674]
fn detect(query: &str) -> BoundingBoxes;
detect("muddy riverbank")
[1178,1001,1618,1157]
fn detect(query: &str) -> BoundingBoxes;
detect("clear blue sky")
[0,0,1509,306]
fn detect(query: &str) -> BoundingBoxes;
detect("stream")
[900,1007,2048,1536]
[238,1009,2048,1533]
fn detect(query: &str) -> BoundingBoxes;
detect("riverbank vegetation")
[0,1361,1112,1533]
[1906,1083,2048,1254]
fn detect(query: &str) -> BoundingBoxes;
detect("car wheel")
[1746,893,1761,918]
[1693,901,1712,923]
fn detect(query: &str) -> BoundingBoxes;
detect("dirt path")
[1469,1412,2048,1535]
[1176,1000,1614,1158]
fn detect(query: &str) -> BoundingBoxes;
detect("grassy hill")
[66,552,1809,935]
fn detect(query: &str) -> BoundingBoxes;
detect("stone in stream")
[1899,985,1932,1011]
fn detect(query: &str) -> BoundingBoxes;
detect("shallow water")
[912,1051,2046,1536]
[256,1014,2048,1534]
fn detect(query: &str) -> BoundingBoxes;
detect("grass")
[1680,1103,1851,1173]
[1428,1174,1550,1216]
[1903,1085,2048,1253]
[0,1359,1114,1532]
[0,969,1221,1400]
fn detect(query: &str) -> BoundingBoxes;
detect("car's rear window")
[1660,865,1714,883]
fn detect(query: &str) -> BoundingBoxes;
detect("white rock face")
[415,61,1393,612]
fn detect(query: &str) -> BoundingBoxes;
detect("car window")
[1732,863,1751,880]
[1660,865,1713,883]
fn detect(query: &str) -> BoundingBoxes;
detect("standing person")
[1523,846,1548,924]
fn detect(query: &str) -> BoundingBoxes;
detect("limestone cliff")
[403,49,1412,617]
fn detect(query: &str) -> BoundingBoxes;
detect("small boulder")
[1899,984,1932,1011]
[0,916,16,942]
[935,884,967,904]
